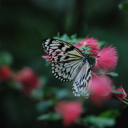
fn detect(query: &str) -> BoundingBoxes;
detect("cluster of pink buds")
[42,36,127,105]
[75,37,127,105]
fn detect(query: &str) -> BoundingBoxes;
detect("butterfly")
[42,38,92,98]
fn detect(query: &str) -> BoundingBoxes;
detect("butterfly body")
[42,38,92,98]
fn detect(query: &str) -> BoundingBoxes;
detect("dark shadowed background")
[0,0,128,128]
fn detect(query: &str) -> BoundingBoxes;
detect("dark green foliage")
[0,0,128,128]
[118,1,128,11]
[0,51,13,66]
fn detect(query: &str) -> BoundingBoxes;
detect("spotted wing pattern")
[42,38,83,62]
[51,59,84,82]
[42,38,92,98]
[42,38,85,81]
[72,60,92,98]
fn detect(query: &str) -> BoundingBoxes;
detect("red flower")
[55,101,82,126]
[0,66,12,80]
[74,37,100,54]
[114,86,127,99]
[16,67,39,94]
[88,75,113,105]
[93,45,118,71]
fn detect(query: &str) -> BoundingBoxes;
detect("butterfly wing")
[42,38,83,62]
[72,60,92,98]
[42,38,92,97]
[42,38,85,81]
[51,59,85,81]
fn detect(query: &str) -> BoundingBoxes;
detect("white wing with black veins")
[51,59,85,82]
[72,60,92,98]
[42,38,92,98]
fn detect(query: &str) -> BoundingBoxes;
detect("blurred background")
[0,0,128,128]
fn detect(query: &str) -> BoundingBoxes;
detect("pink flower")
[0,66,13,81]
[16,67,39,94]
[42,55,51,59]
[42,52,60,63]
[93,45,118,71]
[74,37,100,54]
[55,101,82,126]
[114,86,127,99]
[88,75,113,105]
[42,55,52,62]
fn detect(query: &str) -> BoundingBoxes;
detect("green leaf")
[54,34,70,41]
[118,1,128,11]
[37,114,50,120]
[36,100,54,112]
[44,87,69,99]
[61,34,70,41]
[79,45,92,55]
[31,89,43,100]
[0,51,13,66]
[84,51,91,55]
[83,115,115,128]
[85,46,92,50]
[85,45,90,47]
[99,109,120,119]
[55,88,69,99]
[57,32,60,37]
[45,60,51,67]
[37,113,61,121]
[107,72,118,77]
[40,75,48,86]
[79,46,85,50]
[53,33,83,45]
[111,90,123,94]
[9,81,22,90]
[71,34,77,39]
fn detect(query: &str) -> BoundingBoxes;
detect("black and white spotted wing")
[72,60,92,98]
[42,38,83,62]
[42,38,92,98]
[51,59,85,82]
[42,38,85,82]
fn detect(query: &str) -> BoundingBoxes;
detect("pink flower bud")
[88,75,113,105]
[16,67,39,94]
[114,86,127,99]
[55,101,82,126]
[74,37,100,54]
[0,66,12,81]
[93,45,118,71]
[42,55,51,59]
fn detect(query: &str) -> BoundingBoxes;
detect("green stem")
[117,97,128,105]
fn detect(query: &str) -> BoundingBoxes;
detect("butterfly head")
[86,54,90,60]
[83,55,89,62]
